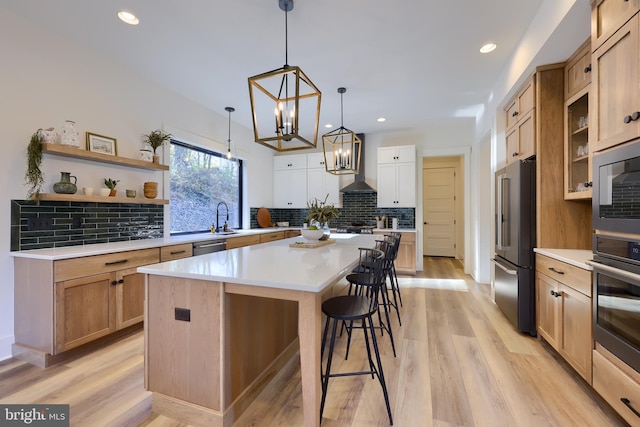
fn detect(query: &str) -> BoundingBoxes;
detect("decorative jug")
[38,127,58,144]
[60,120,80,147]
[53,172,77,194]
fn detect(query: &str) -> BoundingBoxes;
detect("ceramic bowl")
[99,188,111,197]
[301,228,324,240]
[83,187,94,196]
[276,221,289,227]
[126,189,136,198]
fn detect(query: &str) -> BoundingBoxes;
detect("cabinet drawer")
[284,230,301,238]
[535,255,591,296]
[260,231,285,243]
[55,248,160,282]
[565,38,592,99]
[160,243,193,261]
[593,349,640,426]
[226,234,261,249]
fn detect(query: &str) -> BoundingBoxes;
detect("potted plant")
[104,178,120,196]
[305,194,340,237]
[25,130,44,199]
[143,130,172,163]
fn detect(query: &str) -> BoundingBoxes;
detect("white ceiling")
[2,0,552,135]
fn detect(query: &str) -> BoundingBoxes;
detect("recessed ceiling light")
[480,43,497,53]
[324,123,333,128]
[377,117,386,123]
[118,11,139,25]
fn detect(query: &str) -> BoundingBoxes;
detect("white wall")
[0,9,274,360]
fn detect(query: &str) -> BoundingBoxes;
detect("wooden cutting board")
[289,239,336,248]
[257,207,273,228]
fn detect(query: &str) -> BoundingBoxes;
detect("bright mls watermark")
[0,405,69,426]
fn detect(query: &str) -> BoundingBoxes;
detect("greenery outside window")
[170,140,242,234]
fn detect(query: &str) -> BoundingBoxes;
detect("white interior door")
[423,167,456,257]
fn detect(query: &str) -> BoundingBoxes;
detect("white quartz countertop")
[10,226,417,260]
[533,248,594,270]
[138,234,378,292]
[9,227,293,260]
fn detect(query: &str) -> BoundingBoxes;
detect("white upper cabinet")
[273,154,308,208]
[377,145,416,207]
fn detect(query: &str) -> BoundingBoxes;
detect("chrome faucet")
[215,201,229,233]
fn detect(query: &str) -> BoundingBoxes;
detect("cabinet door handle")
[111,280,118,286]
[548,267,565,275]
[512,111,519,117]
[621,398,640,418]
[583,64,591,73]
[632,111,640,121]
[584,181,592,188]
[170,250,186,255]
[118,279,124,284]
[105,259,128,266]
[512,152,519,157]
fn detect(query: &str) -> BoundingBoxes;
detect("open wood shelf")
[33,193,168,205]
[41,143,169,171]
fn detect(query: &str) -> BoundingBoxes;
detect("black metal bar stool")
[381,234,402,325]
[344,239,397,358]
[320,247,394,425]
[387,232,403,308]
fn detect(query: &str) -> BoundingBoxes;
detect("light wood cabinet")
[260,231,285,243]
[160,243,193,261]
[591,12,640,152]
[535,64,593,249]
[14,247,160,365]
[593,344,640,427]
[535,255,593,384]
[591,0,640,50]
[374,231,416,275]
[504,76,536,164]
[284,230,301,238]
[564,87,592,199]
[505,110,535,164]
[565,38,592,100]
[505,76,535,131]
[226,234,261,249]
[377,145,416,208]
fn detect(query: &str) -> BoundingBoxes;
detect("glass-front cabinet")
[565,87,591,199]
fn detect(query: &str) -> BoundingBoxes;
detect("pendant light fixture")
[322,87,361,175]
[225,106,235,160]
[247,0,321,152]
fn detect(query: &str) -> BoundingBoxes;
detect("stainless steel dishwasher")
[192,239,226,255]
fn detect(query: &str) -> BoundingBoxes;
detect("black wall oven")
[592,139,640,375]
[592,235,640,374]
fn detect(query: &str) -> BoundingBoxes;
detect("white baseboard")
[0,334,15,362]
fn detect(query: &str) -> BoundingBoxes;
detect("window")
[169,140,242,234]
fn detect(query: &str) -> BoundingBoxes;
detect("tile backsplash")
[11,200,164,251]
[251,192,415,229]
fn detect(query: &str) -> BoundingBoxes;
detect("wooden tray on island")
[289,239,336,248]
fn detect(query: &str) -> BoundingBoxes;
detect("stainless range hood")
[340,134,376,193]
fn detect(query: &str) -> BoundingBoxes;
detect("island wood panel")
[374,231,416,274]
[146,275,222,411]
[535,64,592,250]
[226,294,298,403]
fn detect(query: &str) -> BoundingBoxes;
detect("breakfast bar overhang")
[138,234,376,427]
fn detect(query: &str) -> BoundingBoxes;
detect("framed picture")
[86,132,118,156]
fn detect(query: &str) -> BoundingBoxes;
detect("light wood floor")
[0,257,627,426]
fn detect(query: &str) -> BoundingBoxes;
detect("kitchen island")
[138,233,377,427]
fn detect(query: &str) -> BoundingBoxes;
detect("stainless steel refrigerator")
[492,159,536,336]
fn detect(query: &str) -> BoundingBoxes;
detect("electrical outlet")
[27,217,53,231]
[175,307,191,322]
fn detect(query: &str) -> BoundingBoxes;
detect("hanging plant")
[25,130,44,199]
